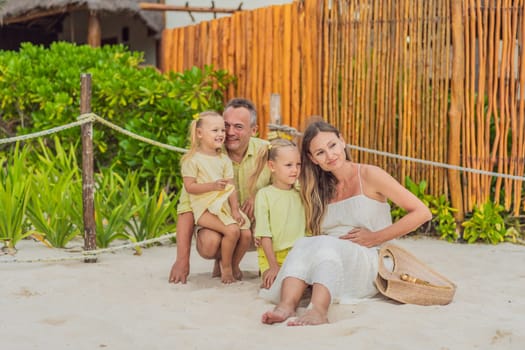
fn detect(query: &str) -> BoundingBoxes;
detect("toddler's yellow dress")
[181,151,250,229]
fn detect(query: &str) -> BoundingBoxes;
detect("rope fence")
[1,110,524,264]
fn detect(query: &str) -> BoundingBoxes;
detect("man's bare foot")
[212,259,221,278]
[221,265,236,284]
[233,266,243,281]
[261,307,295,324]
[287,308,328,326]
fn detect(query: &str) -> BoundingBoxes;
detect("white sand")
[1,237,524,350]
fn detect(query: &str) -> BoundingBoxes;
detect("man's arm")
[168,211,195,284]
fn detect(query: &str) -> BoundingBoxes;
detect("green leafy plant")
[26,138,83,248]
[126,172,178,244]
[391,176,457,240]
[94,169,138,248]
[462,202,508,244]
[0,144,34,250]
[0,42,235,191]
[430,194,458,242]
[503,215,525,244]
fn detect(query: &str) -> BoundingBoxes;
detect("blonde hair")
[248,138,298,196]
[181,111,223,163]
[299,120,352,235]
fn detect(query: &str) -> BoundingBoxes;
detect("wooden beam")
[139,2,241,14]
[1,5,82,25]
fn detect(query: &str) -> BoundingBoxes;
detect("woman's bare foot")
[261,307,295,324]
[212,259,221,278]
[220,265,236,284]
[233,266,243,281]
[287,308,328,326]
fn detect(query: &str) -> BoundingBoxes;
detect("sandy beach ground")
[1,237,524,350]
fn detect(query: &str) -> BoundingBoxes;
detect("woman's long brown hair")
[298,120,352,235]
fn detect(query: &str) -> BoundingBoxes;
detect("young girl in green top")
[249,138,306,289]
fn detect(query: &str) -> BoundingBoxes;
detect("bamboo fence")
[160,0,525,215]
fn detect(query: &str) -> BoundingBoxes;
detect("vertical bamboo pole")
[505,0,518,211]
[160,29,171,72]
[321,0,330,122]
[290,2,301,128]
[375,0,385,168]
[282,4,293,125]
[439,0,449,196]
[261,7,274,134]
[464,0,473,211]
[176,28,185,72]
[494,1,508,206]
[475,0,488,204]
[485,0,497,207]
[232,12,243,97]
[341,1,350,140]
[245,11,254,100]
[272,5,283,112]
[449,0,465,220]
[80,73,97,263]
[517,0,525,214]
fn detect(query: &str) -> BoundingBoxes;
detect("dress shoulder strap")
[357,164,364,195]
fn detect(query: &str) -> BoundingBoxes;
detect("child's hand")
[232,210,245,226]
[262,266,280,289]
[213,179,228,191]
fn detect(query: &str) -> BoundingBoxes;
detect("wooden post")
[270,93,282,125]
[80,73,97,263]
[448,0,465,222]
[87,11,101,47]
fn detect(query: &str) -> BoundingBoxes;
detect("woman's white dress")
[259,175,392,304]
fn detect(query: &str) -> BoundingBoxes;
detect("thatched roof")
[0,0,163,33]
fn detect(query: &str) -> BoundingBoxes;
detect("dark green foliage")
[0,42,234,190]
[0,144,33,249]
[391,176,458,241]
[462,202,509,244]
[26,137,83,248]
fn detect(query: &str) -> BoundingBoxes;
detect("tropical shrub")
[391,176,457,240]
[0,42,234,190]
[462,201,510,244]
[26,138,83,248]
[93,169,138,248]
[126,172,178,245]
[0,144,34,250]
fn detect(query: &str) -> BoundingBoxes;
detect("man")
[169,98,270,284]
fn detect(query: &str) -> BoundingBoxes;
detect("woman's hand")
[339,227,380,248]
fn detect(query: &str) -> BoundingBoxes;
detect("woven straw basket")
[375,243,457,306]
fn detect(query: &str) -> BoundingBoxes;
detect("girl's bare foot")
[287,308,328,326]
[212,259,221,278]
[220,265,236,284]
[261,307,295,324]
[233,266,243,281]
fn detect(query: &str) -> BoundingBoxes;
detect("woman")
[259,120,432,326]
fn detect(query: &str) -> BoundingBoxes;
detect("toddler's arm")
[183,176,228,195]
[260,237,279,289]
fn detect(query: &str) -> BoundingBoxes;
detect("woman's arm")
[342,165,432,247]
